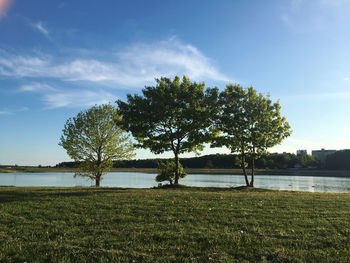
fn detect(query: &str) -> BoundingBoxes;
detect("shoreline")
[1,167,350,177]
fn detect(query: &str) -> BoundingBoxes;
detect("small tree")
[213,84,291,187]
[156,160,187,185]
[117,76,218,185]
[59,104,135,186]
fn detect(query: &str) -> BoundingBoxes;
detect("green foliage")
[1,187,350,262]
[259,153,319,169]
[117,76,218,184]
[156,160,187,185]
[326,150,350,170]
[59,104,135,186]
[213,84,292,186]
[297,153,319,168]
[204,160,214,169]
[56,152,324,170]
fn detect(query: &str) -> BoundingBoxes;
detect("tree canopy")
[325,150,350,170]
[213,84,292,186]
[117,76,218,185]
[59,104,135,186]
[56,152,321,170]
[156,160,187,185]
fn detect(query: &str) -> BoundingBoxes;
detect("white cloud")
[42,89,115,109]
[0,107,28,115]
[344,77,349,81]
[0,109,12,115]
[17,82,114,109]
[3,38,228,109]
[0,51,49,77]
[114,38,228,84]
[32,21,49,36]
[19,83,56,92]
[0,38,228,88]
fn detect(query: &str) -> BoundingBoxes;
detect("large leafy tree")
[214,84,291,187]
[59,104,135,186]
[117,76,219,185]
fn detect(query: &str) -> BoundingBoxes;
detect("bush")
[155,161,187,185]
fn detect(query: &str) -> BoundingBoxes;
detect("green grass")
[1,187,350,262]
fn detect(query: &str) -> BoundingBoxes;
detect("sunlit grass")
[0,187,349,262]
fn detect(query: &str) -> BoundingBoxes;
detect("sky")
[1,0,350,166]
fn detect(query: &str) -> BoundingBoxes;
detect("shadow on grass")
[153,184,273,192]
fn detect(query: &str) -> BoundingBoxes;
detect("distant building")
[297,149,307,155]
[312,149,336,165]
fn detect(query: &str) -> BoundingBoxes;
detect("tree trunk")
[174,153,179,185]
[96,150,102,187]
[241,154,249,187]
[250,158,255,187]
[95,176,101,187]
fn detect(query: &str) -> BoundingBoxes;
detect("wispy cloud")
[0,50,50,77]
[280,0,350,32]
[0,106,28,115]
[2,38,228,109]
[114,38,228,84]
[19,83,56,92]
[18,82,115,109]
[0,0,12,21]
[32,21,49,37]
[0,38,228,87]
[42,89,115,109]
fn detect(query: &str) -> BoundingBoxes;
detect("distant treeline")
[325,150,350,170]
[56,152,323,170]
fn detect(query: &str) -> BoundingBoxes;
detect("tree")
[297,154,319,168]
[213,84,291,187]
[156,160,187,185]
[59,104,135,186]
[205,160,214,169]
[325,150,350,170]
[117,76,218,185]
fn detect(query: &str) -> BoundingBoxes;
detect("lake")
[1,172,350,193]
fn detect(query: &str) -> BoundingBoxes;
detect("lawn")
[0,186,349,262]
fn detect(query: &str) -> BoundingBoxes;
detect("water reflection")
[1,172,350,193]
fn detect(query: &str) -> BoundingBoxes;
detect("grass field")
[0,187,350,262]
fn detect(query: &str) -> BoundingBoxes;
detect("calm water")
[1,172,350,192]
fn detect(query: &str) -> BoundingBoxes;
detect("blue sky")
[1,0,350,165]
